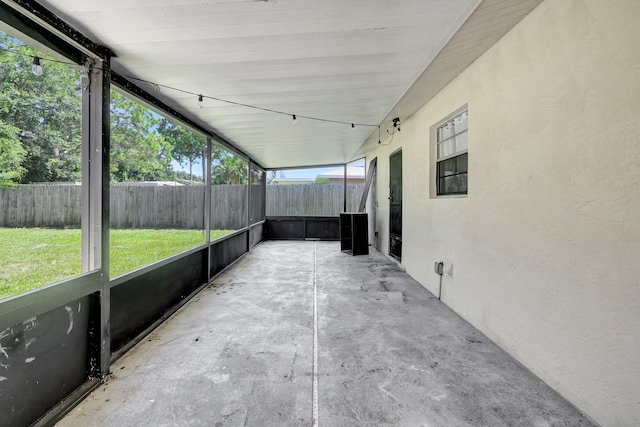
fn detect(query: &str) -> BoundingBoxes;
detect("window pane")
[455,130,468,152]
[454,111,468,133]
[439,156,459,175]
[267,166,346,216]
[437,110,468,160]
[110,91,206,278]
[457,152,468,172]
[439,174,468,194]
[266,162,365,216]
[438,138,456,158]
[250,167,265,224]
[211,149,247,233]
[0,33,83,299]
[441,122,453,140]
[437,153,468,195]
[346,159,366,212]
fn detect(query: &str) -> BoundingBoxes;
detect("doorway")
[389,150,402,260]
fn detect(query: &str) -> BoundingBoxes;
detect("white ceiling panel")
[28,0,541,168]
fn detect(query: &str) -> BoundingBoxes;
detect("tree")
[174,170,203,183]
[0,33,82,183]
[0,121,26,186]
[157,118,205,182]
[110,91,174,182]
[266,170,286,185]
[212,154,247,185]
[1,32,229,185]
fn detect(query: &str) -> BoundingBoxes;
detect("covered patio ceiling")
[24,0,540,169]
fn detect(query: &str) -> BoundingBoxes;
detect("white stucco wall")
[368,1,640,425]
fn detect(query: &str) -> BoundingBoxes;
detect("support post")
[205,137,212,281]
[261,167,266,222]
[83,57,111,377]
[98,59,111,376]
[343,164,348,212]
[81,63,94,272]
[247,162,252,252]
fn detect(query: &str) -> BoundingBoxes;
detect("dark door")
[389,150,402,260]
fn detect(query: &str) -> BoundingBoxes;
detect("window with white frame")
[436,110,468,195]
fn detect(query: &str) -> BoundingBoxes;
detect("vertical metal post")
[83,57,110,377]
[81,63,91,272]
[246,161,252,252]
[261,167,266,222]
[205,137,212,281]
[343,163,348,213]
[81,59,103,274]
[98,59,111,376]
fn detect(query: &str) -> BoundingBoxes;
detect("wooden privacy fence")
[266,184,363,216]
[111,185,247,230]
[0,185,83,228]
[0,184,363,229]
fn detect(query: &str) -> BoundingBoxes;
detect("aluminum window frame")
[435,109,469,196]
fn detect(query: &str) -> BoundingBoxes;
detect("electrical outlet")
[434,261,444,275]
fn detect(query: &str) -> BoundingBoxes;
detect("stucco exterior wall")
[367,1,640,425]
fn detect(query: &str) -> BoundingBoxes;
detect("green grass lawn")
[0,228,232,300]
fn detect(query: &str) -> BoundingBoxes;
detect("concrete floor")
[58,241,593,427]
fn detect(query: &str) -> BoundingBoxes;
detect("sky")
[173,158,366,180]
[274,158,365,180]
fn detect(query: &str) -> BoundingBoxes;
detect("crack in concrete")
[289,350,297,382]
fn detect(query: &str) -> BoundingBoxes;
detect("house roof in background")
[272,177,314,185]
[317,166,366,179]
